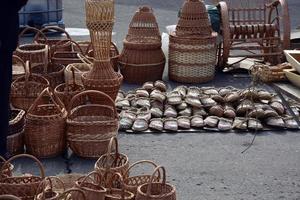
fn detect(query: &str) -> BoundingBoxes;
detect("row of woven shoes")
[117,81,300,132]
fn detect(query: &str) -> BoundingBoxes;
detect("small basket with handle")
[105,173,134,200]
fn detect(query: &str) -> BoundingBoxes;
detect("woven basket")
[136,166,176,200]
[0,156,13,180]
[251,63,292,83]
[7,130,24,156]
[34,26,73,57]
[54,174,85,191]
[31,62,65,88]
[124,160,160,196]
[105,173,134,200]
[75,171,107,200]
[8,109,25,136]
[67,90,119,158]
[55,67,85,108]
[10,61,50,111]
[35,176,65,200]
[12,56,26,81]
[14,26,49,68]
[25,88,67,158]
[64,62,91,85]
[168,33,217,83]
[75,41,91,55]
[56,188,86,200]
[94,137,129,186]
[0,154,45,200]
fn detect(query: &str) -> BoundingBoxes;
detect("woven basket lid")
[176,0,212,37]
[126,6,161,44]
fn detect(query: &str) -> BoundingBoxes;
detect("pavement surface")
[13,0,300,200]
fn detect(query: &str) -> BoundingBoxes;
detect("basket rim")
[137,182,176,198]
[94,152,129,171]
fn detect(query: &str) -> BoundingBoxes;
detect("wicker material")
[119,6,165,84]
[31,63,65,88]
[0,154,45,200]
[136,166,176,200]
[10,61,50,111]
[67,90,119,158]
[94,137,129,186]
[14,26,49,68]
[12,56,26,81]
[0,195,21,200]
[7,130,24,156]
[105,173,134,200]
[8,109,25,136]
[54,174,85,191]
[35,176,65,200]
[124,160,160,196]
[64,63,91,85]
[0,156,13,180]
[25,88,67,158]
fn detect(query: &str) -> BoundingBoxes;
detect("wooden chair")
[216,0,290,68]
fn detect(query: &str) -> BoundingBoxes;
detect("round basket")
[67,90,119,158]
[136,166,176,200]
[0,154,45,200]
[31,62,65,88]
[7,130,24,156]
[25,88,67,158]
[105,173,134,200]
[8,109,25,136]
[124,160,160,196]
[35,176,65,200]
[14,26,49,68]
[75,171,106,200]
[94,137,129,185]
[0,156,13,180]
[12,56,26,81]
[168,33,217,83]
[10,61,50,111]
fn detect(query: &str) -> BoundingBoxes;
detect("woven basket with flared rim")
[25,88,67,158]
[51,39,84,66]
[10,61,50,111]
[0,154,45,200]
[74,171,107,200]
[168,33,217,83]
[67,90,119,158]
[105,173,135,200]
[85,0,114,60]
[12,55,26,81]
[14,26,49,68]
[136,166,176,200]
[0,156,13,180]
[31,62,65,88]
[124,160,160,196]
[94,137,129,186]
[35,176,66,200]
[34,26,73,56]
[8,109,25,136]
[55,67,85,108]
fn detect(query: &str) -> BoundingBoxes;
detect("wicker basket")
[168,33,217,83]
[94,137,129,186]
[10,61,50,111]
[14,26,49,68]
[7,130,24,156]
[135,166,176,200]
[64,62,91,85]
[124,160,160,196]
[67,90,119,158]
[54,174,85,191]
[251,63,292,83]
[74,171,107,200]
[0,156,13,180]
[0,154,45,200]
[34,26,73,57]
[25,88,67,158]
[31,62,65,88]
[74,41,91,55]
[105,173,134,200]
[12,56,26,81]
[119,6,165,84]
[35,176,65,200]
[8,109,25,136]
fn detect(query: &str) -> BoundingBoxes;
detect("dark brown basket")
[67,91,119,158]
[7,130,24,156]
[25,88,67,158]
[8,109,25,136]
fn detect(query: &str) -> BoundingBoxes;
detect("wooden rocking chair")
[216,0,290,68]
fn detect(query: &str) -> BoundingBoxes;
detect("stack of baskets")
[119,6,165,84]
[82,0,123,100]
[168,0,217,83]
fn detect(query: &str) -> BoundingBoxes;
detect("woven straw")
[8,109,25,136]
[55,67,85,108]
[168,33,217,83]
[124,160,160,196]
[12,56,26,81]
[0,156,13,180]
[10,61,50,111]
[64,62,91,85]
[7,130,24,156]
[251,63,291,83]
[31,63,65,88]
[25,88,67,158]
[0,154,45,200]
[35,176,65,200]
[105,173,135,200]
[14,26,49,68]
[74,41,91,55]
[54,174,85,191]
[75,171,107,200]
[94,137,129,186]
[67,90,119,158]
[136,166,176,200]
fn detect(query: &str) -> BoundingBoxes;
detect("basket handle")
[0,195,21,200]
[67,90,117,118]
[18,26,48,45]
[34,26,71,43]
[107,172,126,200]
[27,87,66,115]
[104,137,119,170]
[36,176,66,199]
[0,156,6,163]
[1,154,45,179]
[12,55,26,68]
[145,166,166,197]
[79,171,103,187]
[53,39,84,54]
[77,53,93,65]
[58,188,86,200]
[124,160,160,179]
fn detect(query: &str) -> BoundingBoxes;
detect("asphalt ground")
[12,1,300,199]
